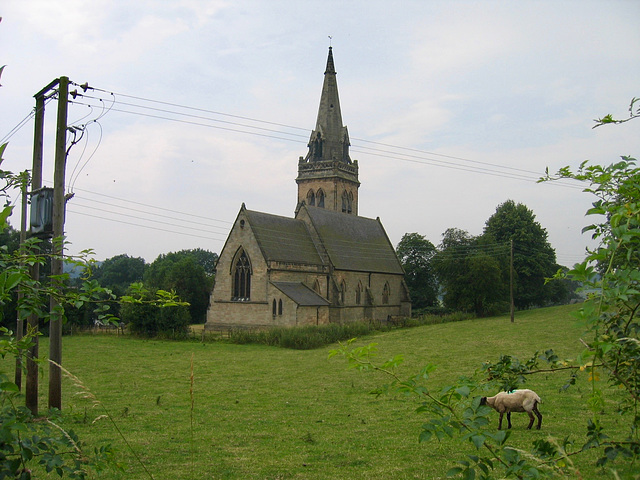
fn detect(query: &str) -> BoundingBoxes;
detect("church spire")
[297,47,359,215]
[306,47,351,164]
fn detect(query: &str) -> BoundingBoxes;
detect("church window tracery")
[232,248,251,301]
[317,189,325,208]
[307,189,315,206]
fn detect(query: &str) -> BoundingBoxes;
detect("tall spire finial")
[328,35,332,47]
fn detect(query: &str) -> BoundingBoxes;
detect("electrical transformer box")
[30,187,54,236]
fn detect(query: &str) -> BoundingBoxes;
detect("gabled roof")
[272,282,330,306]
[244,209,324,265]
[300,205,404,274]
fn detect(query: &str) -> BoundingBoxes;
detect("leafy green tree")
[433,228,508,316]
[483,200,558,309]
[92,254,146,297]
[396,233,438,310]
[145,250,215,323]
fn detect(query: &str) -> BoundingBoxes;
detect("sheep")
[480,389,542,430]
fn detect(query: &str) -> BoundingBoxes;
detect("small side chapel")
[204,48,411,330]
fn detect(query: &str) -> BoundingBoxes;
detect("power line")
[69,87,584,188]
[67,209,224,241]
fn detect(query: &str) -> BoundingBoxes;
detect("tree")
[433,228,508,316]
[145,250,215,323]
[396,233,438,310]
[92,254,146,297]
[483,200,558,309]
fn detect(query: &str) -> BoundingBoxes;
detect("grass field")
[2,304,633,479]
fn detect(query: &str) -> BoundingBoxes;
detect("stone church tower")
[296,47,360,215]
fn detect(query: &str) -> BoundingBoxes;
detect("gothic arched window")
[348,192,354,214]
[340,280,346,305]
[307,189,315,206]
[356,281,362,305]
[313,279,322,295]
[272,299,277,316]
[278,299,283,316]
[232,248,251,301]
[382,282,390,305]
[341,190,348,213]
[317,189,325,208]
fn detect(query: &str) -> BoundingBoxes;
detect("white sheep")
[480,389,542,430]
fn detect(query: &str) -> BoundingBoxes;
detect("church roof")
[300,206,405,275]
[272,282,330,306]
[244,209,324,265]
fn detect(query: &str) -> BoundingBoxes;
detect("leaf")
[455,385,471,398]
[471,434,485,450]
[1,380,20,392]
[447,467,463,477]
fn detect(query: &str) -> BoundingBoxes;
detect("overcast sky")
[1,0,639,266]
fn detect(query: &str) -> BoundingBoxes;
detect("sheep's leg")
[526,411,534,429]
[533,404,542,429]
[506,412,512,429]
[498,412,504,430]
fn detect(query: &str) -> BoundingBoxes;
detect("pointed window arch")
[340,280,346,304]
[356,281,362,305]
[317,189,325,208]
[307,189,315,206]
[341,190,353,213]
[278,299,283,316]
[313,279,322,295]
[272,299,277,316]
[231,248,252,301]
[382,282,390,305]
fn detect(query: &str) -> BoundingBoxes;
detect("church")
[204,48,411,330]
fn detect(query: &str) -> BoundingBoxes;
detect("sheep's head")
[479,397,488,406]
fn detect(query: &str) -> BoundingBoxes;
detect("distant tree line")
[0,199,578,335]
[0,230,218,336]
[397,199,580,317]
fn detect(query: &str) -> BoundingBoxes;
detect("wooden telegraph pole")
[49,76,69,411]
[24,77,69,414]
[25,84,48,415]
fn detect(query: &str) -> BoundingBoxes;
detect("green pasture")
[3,304,632,479]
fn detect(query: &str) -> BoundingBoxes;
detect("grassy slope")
[5,304,631,479]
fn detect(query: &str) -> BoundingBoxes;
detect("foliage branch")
[0,142,186,477]
[332,110,639,477]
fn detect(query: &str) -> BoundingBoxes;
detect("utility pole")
[49,76,69,411]
[23,77,68,415]
[510,239,515,323]
[25,83,48,415]
[14,177,28,390]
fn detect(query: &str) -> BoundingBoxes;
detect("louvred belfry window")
[232,249,251,301]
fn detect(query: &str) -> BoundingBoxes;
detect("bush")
[120,284,190,338]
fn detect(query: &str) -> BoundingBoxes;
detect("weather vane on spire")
[328,35,332,47]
